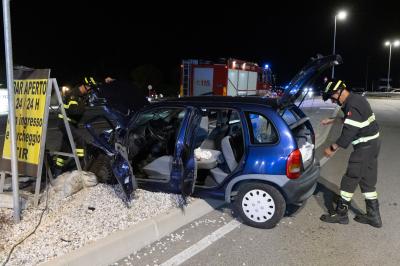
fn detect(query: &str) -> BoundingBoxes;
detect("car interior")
[128,107,187,181]
[127,107,245,187]
[194,108,244,187]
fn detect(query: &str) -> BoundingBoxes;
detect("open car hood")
[279,54,343,106]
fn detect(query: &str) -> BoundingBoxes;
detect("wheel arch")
[225,174,289,203]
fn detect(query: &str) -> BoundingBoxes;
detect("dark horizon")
[1,0,400,92]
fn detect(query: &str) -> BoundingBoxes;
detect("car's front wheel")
[234,183,286,229]
[88,154,117,184]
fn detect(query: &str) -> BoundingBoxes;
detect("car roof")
[157,96,280,109]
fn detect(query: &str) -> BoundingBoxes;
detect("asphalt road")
[115,98,400,266]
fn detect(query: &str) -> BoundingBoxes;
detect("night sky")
[2,0,400,93]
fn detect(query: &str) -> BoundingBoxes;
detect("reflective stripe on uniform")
[363,191,378,200]
[58,114,71,122]
[58,114,77,124]
[324,81,333,92]
[344,114,376,128]
[340,190,353,201]
[63,100,78,109]
[332,80,342,91]
[76,148,85,157]
[55,157,64,166]
[352,132,380,145]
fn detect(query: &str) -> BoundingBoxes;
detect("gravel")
[0,184,191,266]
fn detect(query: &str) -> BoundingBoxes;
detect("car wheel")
[89,154,117,184]
[234,183,286,229]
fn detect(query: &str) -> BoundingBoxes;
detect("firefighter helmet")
[322,79,347,101]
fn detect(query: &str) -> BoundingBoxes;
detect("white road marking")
[319,156,330,166]
[160,220,241,266]
[320,107,336,110]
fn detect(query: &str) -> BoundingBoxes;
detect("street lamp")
[332,10,348,78]
[384,40,400,91]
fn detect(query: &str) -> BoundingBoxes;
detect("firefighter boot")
[320,197,350,224]
[354,199,382,228]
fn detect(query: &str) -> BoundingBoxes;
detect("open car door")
[170,106,202,197]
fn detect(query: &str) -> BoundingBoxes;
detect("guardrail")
[365,92,400,98]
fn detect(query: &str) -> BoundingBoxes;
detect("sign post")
[2,0,20,222]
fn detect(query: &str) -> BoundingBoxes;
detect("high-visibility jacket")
[58,96,85,126]
[336,93,380,148]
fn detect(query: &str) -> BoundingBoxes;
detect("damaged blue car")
[85,55,342,228]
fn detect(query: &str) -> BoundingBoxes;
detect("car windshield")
[135,108,185,126]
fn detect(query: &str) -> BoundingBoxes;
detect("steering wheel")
[147,123,167,142]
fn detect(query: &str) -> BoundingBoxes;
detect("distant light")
[264,64,269,69]
[232,61,236,68]
[394,40,400,47]
[61,86,70,95]
[337,10,347,20]
[242,63,246,70]
[385,41,391,46]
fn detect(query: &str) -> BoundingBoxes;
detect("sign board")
[0,89,7,114]
[193,67,213,96]
[1,68,51,176]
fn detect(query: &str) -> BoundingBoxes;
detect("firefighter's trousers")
[340,139,381,193]
[55,120,86,169]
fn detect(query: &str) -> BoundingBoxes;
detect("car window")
[135,108,186,126]
[280,109,299,126]
[246,112,278,144]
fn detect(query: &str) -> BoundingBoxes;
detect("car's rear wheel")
[234,183,286,229]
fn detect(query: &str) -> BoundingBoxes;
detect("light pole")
[332,10,347,78]
[384,40,400,91]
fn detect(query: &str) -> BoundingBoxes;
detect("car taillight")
[286,149,302,179]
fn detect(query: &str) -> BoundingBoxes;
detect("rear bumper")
[282,161,320,204]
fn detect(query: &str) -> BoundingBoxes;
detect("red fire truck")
[180,58,273,97]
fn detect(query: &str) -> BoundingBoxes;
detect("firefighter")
[53,77,94,175]
[319,79,382,228]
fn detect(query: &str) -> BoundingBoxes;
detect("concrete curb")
[315,106,340,148]
[40,198,225,266]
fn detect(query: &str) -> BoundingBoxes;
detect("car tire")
[234,183,286,229]
[89,154,117,184]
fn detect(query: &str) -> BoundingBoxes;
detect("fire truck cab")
[180,59,273,97]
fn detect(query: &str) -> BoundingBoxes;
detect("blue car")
[87,54,342,228]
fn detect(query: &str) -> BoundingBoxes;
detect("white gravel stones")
[0,183,191,265]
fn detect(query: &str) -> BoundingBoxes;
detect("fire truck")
[180,58,273,97]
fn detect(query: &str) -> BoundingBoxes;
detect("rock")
[63,171,83,197]
[81,171,98,187]
[52,171,98,198]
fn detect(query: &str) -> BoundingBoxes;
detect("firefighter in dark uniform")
[54,77,95,175]
[319,79,382,228]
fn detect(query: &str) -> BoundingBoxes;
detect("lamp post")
[332,10,347,78]
[384,40,400,91]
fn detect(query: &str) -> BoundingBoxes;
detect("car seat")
[210,136,238,183]
[201,111,229,150]
[143,155,173,180]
